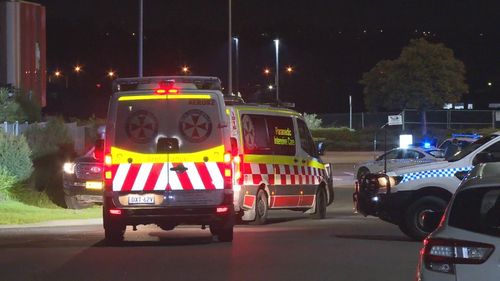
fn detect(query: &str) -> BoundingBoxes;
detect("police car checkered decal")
[401,166,473,183]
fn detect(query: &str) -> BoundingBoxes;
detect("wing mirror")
[317,142,326,156]
[93,139,104,161]
[472,151,494,166]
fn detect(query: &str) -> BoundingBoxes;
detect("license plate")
[85,181,103,190]
[128,195,155,205]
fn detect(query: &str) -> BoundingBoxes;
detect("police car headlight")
[376,175,403,188]
[63,162,75,174]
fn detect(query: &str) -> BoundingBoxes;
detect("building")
[0,0,46,107]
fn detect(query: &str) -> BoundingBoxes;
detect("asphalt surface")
[0,185,422,281]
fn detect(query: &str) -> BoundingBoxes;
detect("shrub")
[0,87,27,122]
[24,117,74,159]
[0,132,33,181]
[0,167,16,200]
[303,113,323,129]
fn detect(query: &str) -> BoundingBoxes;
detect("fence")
[319,109,500,130]
[1,121,89,155]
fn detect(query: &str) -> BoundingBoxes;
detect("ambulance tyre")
[312,187,327,219]
[403,196,447,241]
[250,189,268,225]
[104,223,125,245]
[209,224,234,242]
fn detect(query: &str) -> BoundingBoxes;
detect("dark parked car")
[63,147,103,209]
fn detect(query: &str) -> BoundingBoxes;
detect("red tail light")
[423,238,495,274]
[216,206,229,213]
[155,88,179,95]
[109,209,122,215]
[103,154,113,190]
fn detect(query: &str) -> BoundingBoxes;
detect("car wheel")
[104,223,125,245]
[311,187,327,219]
[403,196,447,240]
[210,224,234,242]
[357,167,370,181]
[250,189,268,225]
[64,194,91,209]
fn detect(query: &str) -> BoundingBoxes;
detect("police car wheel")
[250,190,268,225]
[404,196,447,241]
[64,194,91,209]
[312,188,327,219]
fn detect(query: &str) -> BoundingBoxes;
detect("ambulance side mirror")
[94,139,104,162]
[317,142,326,156]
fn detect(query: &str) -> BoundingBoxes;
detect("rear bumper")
[103,196,234,226]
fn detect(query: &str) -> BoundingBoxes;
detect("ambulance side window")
[241,114,272,155]
[297,119,317,157]
[266,116,296,156]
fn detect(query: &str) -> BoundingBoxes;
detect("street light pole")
[138,0,143,77]
[233,37,239,95]
[274,39,279,101]
[228,0,232,96]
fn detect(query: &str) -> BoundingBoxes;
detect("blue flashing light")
[423,142,431,149]
[452,133,481,139]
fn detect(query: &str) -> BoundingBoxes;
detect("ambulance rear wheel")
[250,190,268,225]
[104,223,125,245]
[312,187,327,219]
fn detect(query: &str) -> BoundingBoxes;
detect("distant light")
[286,66,293,73]
[380,29,383,33]
[488,82,493,87]
[132,32,136,36]
[399,134,413,149]
[74,65,82,73]
[268,85,274,90]
[96,83,101,88]
[182,66,189,73]
[424,142,431,149]
[107,71,115,78]
[264,68,271,75]
[54,70,61,77]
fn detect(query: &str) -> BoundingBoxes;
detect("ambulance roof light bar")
[113,76,222,92]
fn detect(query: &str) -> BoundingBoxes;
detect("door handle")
[170,164,188,173]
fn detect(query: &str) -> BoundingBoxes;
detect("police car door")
[295,118,322,207]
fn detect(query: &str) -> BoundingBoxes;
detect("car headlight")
[376,175,403,193]
[63,162,75,174]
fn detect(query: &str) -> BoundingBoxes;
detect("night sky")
[35,0,500,118]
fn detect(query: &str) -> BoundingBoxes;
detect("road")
[0,186,421,281]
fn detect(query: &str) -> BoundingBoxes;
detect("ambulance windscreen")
[113,97,223,154]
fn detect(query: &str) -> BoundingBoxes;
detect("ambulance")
[99,76,333,244]
[100,76,235,243]
[225,100,334,224]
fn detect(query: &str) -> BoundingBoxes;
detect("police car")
[355,145,445,180]
[354,131,500,240]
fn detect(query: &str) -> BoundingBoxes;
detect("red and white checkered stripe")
[111,162,226,192]
[242,163,325,186]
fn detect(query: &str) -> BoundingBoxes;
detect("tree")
[0,87,27,122]
[360,38,468,134]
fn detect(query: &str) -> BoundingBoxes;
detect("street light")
[74,65,82,73]
[268,85,274,90]
[54,70,61,77]
[274,39,279,101]
[263,68,271,75]
[182,66,190,74]
[286,66,293,73]
[488,82,493,87]
[108,71,116,78]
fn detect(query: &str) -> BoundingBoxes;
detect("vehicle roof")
[228,103,301,117]
[112,76,222,93]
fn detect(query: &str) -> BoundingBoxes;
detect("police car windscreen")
[114,97,222,154]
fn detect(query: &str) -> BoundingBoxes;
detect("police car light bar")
[451,133,481,139]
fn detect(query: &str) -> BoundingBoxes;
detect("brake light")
[109,209,122,215]
[155,88,179,95]
[423,238,495,274]
[216,206,229,213]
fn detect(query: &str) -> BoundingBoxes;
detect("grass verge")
[0,200,101,225]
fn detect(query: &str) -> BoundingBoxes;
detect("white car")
[355,146,445,180]
[416,162,500,281]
